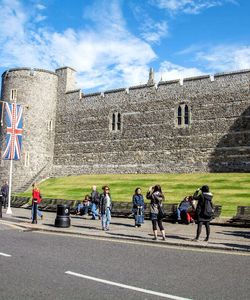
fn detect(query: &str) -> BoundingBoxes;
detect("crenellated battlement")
[0,65,249,191]
[82,68,250,97]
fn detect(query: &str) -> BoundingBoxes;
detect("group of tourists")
[74,185,112,231]
[132,184,214,241]
[29,182,214,241]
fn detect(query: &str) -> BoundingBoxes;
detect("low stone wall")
[11,196,78,212]
[10,197,222,221]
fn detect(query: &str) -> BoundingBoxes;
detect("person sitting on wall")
[75,195,91,216]
[176,196,195,224]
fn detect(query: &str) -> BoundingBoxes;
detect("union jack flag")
[2,102,23,160]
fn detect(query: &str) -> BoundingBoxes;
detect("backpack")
[203,198,214,218]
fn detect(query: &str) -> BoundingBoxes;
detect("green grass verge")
[16,173,250,217]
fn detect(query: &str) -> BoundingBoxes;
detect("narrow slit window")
[184,105,189,125]
[117,113,121,130]
[48,120,53,132]
[177,106,182,125]
[112,113,116,131]
[24,152,30,167]
[10,89,17,101]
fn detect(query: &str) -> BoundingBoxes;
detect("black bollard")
[55,204,71,228]
[0,194,2,218]
[32,200,38,224]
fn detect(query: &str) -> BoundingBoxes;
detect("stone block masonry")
[0,67,250,191]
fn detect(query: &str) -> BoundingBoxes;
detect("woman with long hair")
[146,185,166,240]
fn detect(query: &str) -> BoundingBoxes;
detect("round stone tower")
[0,68,58,191]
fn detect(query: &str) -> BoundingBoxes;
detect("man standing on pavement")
[1,181,9,209]
[90,185,100,220]
[99,185,112,231]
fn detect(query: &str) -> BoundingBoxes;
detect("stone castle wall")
[52,69,250,176]
[0,67,249,191]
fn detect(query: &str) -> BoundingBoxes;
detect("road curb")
[1,218,249,254]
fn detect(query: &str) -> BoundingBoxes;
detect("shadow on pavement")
[222,243,250,251]
[111,222,135,228]
[166,234,192,241]
[106,232,146,239]
[43,223,56,227]
[72,224,100,231]
[218,231,250,239]
[13,216,31,220]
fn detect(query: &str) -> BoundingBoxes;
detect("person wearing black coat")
[193,185,214,242]
[1,181,9,209]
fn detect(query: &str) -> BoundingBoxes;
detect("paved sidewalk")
[1,207,249,253]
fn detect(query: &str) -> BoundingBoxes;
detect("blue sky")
[0,0,250,93]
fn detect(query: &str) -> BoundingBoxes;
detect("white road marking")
[0,252,11,257]
[65,270,193,300]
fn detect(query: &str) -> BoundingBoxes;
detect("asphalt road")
[0,224,249,300]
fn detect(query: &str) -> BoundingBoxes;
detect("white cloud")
[36,3,46,10]
[34,14,47,22]
[0,0,27,40]
[156,61,204,81]
[132,4,169,44]
[151,0,238,14]
[132,4,168,44]
[195,45,250,72]
[141,20,168,43]
[0,0,157,92]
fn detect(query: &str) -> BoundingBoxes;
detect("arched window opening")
[184,105,189,125]
[112,113,116,131]
[177,106,182,125]
[117,113,121,130]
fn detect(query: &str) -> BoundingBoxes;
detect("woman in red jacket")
[32,183,43,220]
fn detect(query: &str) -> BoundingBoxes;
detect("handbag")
[158,204,165,219]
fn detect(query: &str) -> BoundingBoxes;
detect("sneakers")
[204,237,209,242]
[152,237,158,240]
[162,236,166,241]
[102,227,110,231]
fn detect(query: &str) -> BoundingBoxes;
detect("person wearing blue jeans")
[101,207,111,230]
[99,185,112,231]
[31,183,43,220]
[176,196,195,224]
[31,203,43,219]
[90,186,100,220]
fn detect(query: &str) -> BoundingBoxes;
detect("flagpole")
[6,99,17,215]
[6,158,13,215]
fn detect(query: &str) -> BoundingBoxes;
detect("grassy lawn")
[17,173,250,217]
